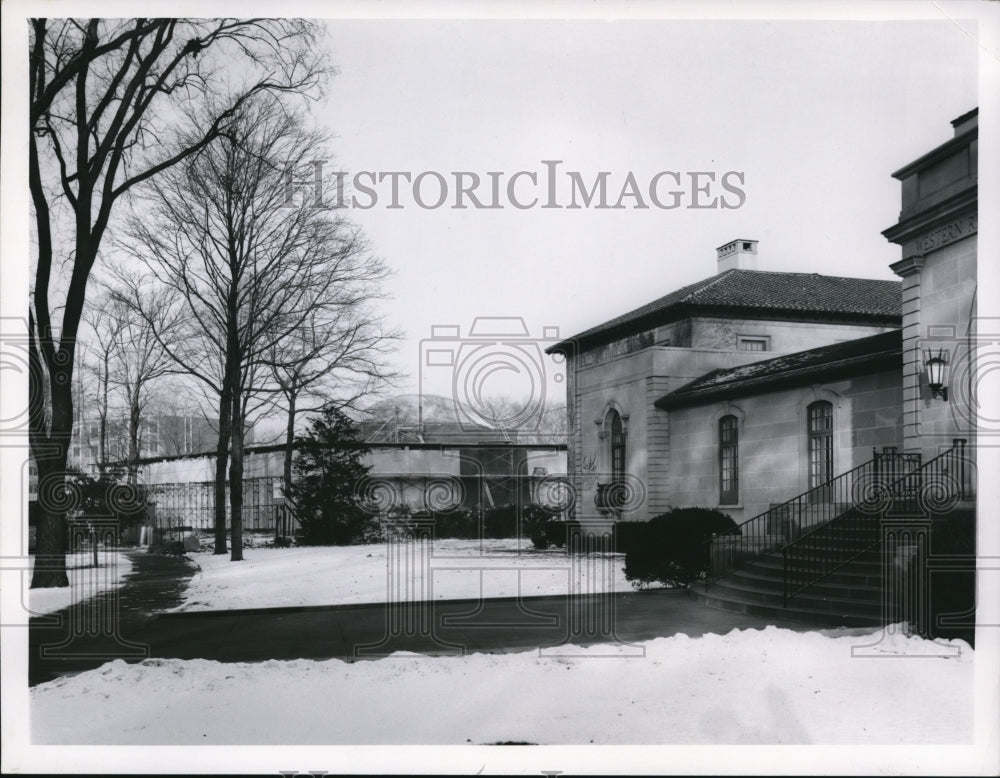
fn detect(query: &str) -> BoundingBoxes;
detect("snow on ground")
[174,538,641,612]
[27,550,135,616]
[31,625,973,744]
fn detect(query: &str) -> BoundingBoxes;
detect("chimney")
[716,238,759,273]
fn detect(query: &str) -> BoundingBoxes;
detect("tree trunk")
[30,361,73,588]
[127,394,141,486]
[98,356,108,471]
[212,386,231,555]
[282,387,296,539]
[229,398,244,562]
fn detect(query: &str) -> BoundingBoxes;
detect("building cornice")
[547,305,901,356]
[882,187,977,247]
[890,125,977,180]
[655,347,901,411]
[890,255,924,279]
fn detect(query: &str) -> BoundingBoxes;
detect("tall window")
[609,410,626,485]
[808,401,834,498]
[719,415,739,504]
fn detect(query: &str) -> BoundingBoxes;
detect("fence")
[145,471,571,535]
[147,476,290,533]
[782,439,970,604]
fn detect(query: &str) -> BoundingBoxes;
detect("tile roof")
[656,329,902,410]
[547,269,901,353]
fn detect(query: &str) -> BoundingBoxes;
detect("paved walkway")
[30,551,818,686]
[29,551,196,686]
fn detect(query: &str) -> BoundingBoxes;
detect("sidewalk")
[29,551,196,686]
[31,551,821,685]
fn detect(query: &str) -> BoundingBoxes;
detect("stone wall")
[884,109,977,465]
[566,314,899,523]
[664,369,903,524]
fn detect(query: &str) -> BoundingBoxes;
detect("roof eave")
[890,124,978,180]
[655,348,901,411]
[551,304,900,356]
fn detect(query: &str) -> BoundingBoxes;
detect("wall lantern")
[924,349,948,401]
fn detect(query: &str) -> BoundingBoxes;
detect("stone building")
[882,107,978,463]
[547,108,977,629]
[547,250,903,525]
[548,107,977,532]
[656,329,904,524]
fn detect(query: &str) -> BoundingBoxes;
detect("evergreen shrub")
[621,507,737,587]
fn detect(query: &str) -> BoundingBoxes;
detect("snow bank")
[174,539,640,612]
[27,551,135,616]
[30,625,973,745]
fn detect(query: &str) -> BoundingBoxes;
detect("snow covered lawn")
[174,539,638,612]
[27,550,135,616]
[30,626,973,744]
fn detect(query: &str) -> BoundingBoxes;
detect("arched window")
[609,409,626,485]
[719,415,739,504]
[807,401,834,498]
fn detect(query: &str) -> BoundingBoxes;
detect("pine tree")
[291,406,372,545]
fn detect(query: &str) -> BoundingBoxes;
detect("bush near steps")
[618,508,738,588]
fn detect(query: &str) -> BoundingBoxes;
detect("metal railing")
[144,472,569,533]
[782,439,969,604]
[705,448,921,588]
[147,476,287,531]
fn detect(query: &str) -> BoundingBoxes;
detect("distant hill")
[357,394,505,444]
[361,393,461,425]
[358,393,567,446]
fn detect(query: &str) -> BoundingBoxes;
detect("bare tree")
[535,399,569,445]
[80,284,177,475]
[268,304,400,537]
[29,18,328,587]
[469,395,530,442]
[80,291,127,468]
[466,395,568,444]
[119,97,376,561]
[106,284,178,482]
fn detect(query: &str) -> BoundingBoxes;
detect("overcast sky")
[312,15,979,405]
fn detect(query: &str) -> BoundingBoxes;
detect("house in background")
[68,412,231,474]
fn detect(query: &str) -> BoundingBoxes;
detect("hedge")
[620,507,737,587]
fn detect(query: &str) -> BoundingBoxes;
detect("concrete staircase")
[697,501,887,627]
[694,443,972,629]
[691,547,884,627]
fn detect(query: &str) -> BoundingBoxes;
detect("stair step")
[749,568,885,587]
[782,535,880,545]
[690,588,884,628]
[706,580,882,615]
[749,555,883,578]
[727,568,883,596]
[700,540,889,627]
